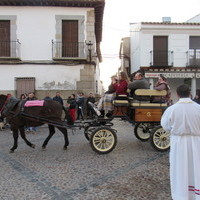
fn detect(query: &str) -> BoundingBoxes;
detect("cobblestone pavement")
[0,119,171,200]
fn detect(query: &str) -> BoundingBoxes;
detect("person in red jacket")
[96,72,129,117]
[115,71,129,95]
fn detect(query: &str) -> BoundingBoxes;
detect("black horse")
[0,94,73,153]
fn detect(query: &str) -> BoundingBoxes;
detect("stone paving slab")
[0,120,171,200]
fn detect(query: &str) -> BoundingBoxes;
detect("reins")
[0,94,11,114]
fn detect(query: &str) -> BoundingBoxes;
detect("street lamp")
[86,40,93,63]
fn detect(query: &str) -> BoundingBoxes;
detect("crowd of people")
[18,91,97,132]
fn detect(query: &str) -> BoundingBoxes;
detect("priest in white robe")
[161,84,200,200]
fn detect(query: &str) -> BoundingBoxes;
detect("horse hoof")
[9,149,14,153]
[42,146,46,150]
[31,144,36,149]
[63,146,68,150]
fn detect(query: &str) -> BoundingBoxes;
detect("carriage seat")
[130,89,167,108]
[113,95,129,106]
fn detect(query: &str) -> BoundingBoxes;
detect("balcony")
[52,41,86,60]
[0,40,21,59]
[187,49,200,67]
[150,50,173,67]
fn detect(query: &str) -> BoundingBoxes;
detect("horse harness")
[1,97,70,128]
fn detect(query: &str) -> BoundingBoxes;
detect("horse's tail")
[63,106,74,125]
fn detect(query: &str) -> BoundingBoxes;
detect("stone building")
[0,0,105,98]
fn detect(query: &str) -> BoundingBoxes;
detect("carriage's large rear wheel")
[134,122,151,141]
[90,127,117,154]
[150,126,170,152]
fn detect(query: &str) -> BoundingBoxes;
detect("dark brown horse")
[0,94,73,153]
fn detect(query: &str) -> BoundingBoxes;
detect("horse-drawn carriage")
[83,89,170,154]
[0,89,170,154]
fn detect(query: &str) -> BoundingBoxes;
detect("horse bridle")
[0,94,11,114]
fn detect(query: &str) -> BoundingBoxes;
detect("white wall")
[130,24,141,72]
[130,23,200,70]
[0,6,92,60]
[140,33,153,67]
[0,64,84,91]
[139,32,189,68]
[169,34,189,67]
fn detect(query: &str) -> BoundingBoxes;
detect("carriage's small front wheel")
[134,122,151,141]
[90,127,117,154]
[150,126,170,152]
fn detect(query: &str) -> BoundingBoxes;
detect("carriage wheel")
[150,126,170,152]
[134,122,151,141]
[90,127,117,154]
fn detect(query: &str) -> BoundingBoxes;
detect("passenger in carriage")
[127,72,150,100]
[97,71,129,117]
[95,75,118,117]
[115,71,129,96]
[105,75,118,94]
[153,74,171,105]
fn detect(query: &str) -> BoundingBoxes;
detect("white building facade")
[0,0,105,98]
[130,17,200,101]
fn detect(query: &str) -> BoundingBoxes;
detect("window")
[153,36,168,66]
[190,36,200,49]
[189,36,200,66]
[0,16,19,58]
[53,15,85,59]
[0,20,10,57]
[62,20,78,57]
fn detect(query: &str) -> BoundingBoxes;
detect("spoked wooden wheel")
[134,122,151,141]
[90,127,117,154]
[150,126,170,152]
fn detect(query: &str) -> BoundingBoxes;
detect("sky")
[99,0,200,88]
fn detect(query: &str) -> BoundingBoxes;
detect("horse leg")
[57,127,69,150]
[10,128,19,153]
[19,127,35,149]
[42,125,55,149]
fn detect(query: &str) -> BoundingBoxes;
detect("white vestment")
[161,98,200,200]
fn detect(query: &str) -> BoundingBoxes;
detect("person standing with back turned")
[161,84,200,200]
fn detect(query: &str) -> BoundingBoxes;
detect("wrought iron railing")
[150,50,173,67]
[0,40,21,58]
[186,49,200,67]
[52,41,86,59]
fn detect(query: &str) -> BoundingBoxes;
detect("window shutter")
[62,20,78,57]
[0,21,10,57]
